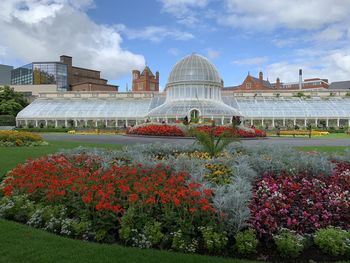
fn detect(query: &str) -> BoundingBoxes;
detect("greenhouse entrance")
[189,109,200,123]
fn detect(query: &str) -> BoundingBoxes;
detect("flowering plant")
[194,125,266,138]
[1,153,219,248]
[0,130,46,146]
[127,124,185,136]
[250,164,350,236]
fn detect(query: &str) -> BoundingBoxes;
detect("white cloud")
[232,56,268,65]
[206,49,220,59]
[168,48,181,56]
[311,26,344,42]
[0,0,145,79]
[158,0,210,26]
[119,25,194,42]
[265,49,350,83]
[272,38,299,48]
[220,0,350,30]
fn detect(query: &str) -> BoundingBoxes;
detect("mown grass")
[268,133,350,139]
[0,219,258,263]
[297,146,350,153]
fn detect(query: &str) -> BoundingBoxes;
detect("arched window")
[189,109,200,123]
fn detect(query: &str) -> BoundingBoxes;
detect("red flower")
[173,197,180,207]
[203,189,213,197]
[128,193,139,202]
[82,192,93,204]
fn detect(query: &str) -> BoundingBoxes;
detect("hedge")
[0,115,15,126]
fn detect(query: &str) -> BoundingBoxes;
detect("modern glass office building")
[11,62,68,91]
[16,54,350,128]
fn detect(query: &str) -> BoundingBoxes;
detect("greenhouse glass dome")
[147,53,241,121]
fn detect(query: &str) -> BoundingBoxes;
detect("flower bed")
[127,124,266,138]
[195,125,266,138]
[1,154,221,251]
[250,168,350,237]
[127,124,185,136]
[278,130,330,136]
[1,144,349,261]
[0,130,46,147]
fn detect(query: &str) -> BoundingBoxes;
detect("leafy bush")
[0,86,28,116]
[234,229,258,255]
[0,194,35,223]
[314,227,350,256]
[171,230,199,253]
[273,229,305,258]
[0,115,15,126]
[199,226,228,253]
[16,127,70,133]
[144,221,164,246]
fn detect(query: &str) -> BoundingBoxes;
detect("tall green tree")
[0,86,28,116]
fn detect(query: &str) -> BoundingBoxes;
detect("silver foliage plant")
[59,143,337,236]
[238,145,334,176]
[212,176,252,235]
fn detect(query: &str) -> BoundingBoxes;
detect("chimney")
[259,71,263,81]
[156,71,159,80]
[132,70,140,80]
[299,69,303,90]
[60,55,72,67]
[276,77,280,89]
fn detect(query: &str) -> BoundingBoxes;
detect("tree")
[0,100,23,116]
[0,86,28,116]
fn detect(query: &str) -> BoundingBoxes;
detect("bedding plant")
[0,143,349,261]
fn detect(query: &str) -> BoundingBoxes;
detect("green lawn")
[268,133,350,139]
[297,146,350,153]
[316,133,350,139]
[0,140,123,178]
[0,219,257,263]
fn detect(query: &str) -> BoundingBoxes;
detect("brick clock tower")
[132,66,159,92]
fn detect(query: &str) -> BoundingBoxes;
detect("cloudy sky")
[1,0,350,90]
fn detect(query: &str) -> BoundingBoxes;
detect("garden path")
[41,133,350,147]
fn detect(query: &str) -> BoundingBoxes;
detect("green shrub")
[314,227,350,256]
[199,226,228,253]
[0,115,15,126]
[171,229,198,253]
[234,229,258,255]
[119,207,136,242]
[72,220,91,239]
[0,195,35,223]
[16,127,70,133]
[273,229,305,258]
[144,221,164,246]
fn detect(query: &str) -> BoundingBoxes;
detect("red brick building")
[225,71,329,91]
[60,55,118,92]
[132,66,159,92]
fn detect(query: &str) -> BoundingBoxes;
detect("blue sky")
[1,0,350,91]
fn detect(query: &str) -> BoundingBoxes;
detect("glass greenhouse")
[16,54,350,128]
